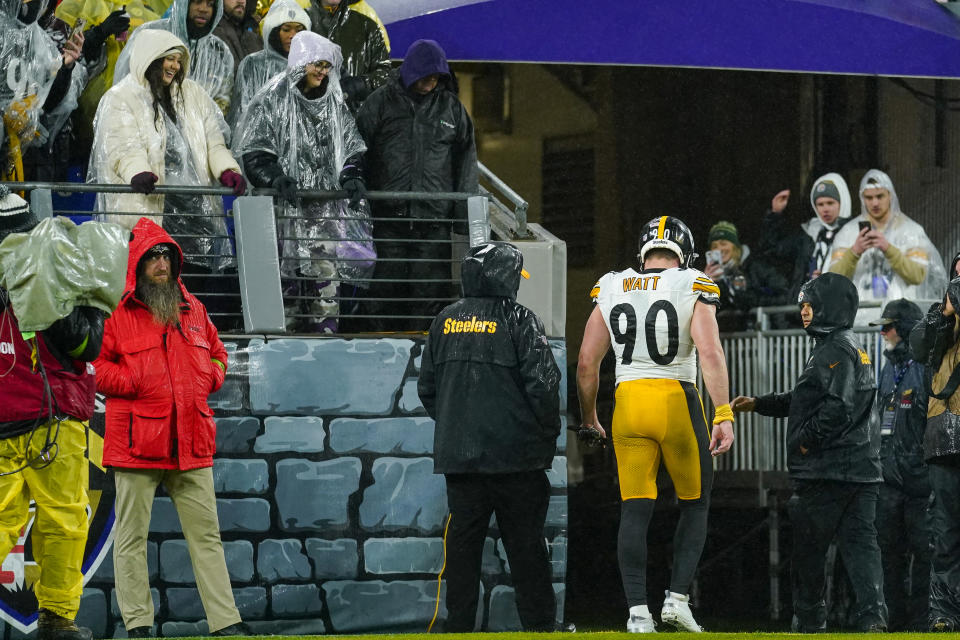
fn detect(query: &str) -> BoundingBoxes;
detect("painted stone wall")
[9,336,568,638]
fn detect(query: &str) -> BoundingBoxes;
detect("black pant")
[443,471,556,632]
[788,480,887,631]
[876,482,931,630]
[364,220,454,332]
[929,463,960,627]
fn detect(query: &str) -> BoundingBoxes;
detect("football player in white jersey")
[576,215,734,633]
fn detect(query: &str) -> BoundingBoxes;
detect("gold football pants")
[612,379,712,501]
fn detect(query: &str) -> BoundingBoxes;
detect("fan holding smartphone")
[827,169,947,303]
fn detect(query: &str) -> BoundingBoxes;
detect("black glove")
[99,9,131,36]
[567,425,605,449]
[339,75,367,101]
[130,171,158,194]
[341,177,366,209]
[272,175,298,204]
[82,10,129,60]
[81,25,106,60]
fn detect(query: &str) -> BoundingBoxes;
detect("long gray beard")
[138,278,182,326]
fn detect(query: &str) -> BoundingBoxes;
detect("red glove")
[130,171,158,194]
[220,170,247,196]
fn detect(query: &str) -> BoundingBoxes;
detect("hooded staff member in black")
[733,272,887,632]
[418,242,561,632]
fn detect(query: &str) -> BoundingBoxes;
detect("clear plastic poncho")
[830,169,948,302]
[228,0,309,127]
[89,29,238,272]
[230,50,284,127]
[0,217,128,331]
[233,32,374,284]
[0,0,62,175]
[112,0,234,113]
[40,60,88,147]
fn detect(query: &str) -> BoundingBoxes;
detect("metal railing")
[479,161,532,239]
[3,181,505,335]
[702,321,900,472]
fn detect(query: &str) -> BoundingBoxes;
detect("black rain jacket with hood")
[356,39,478,226]
[418,242,561,475]
[754,272,881,482]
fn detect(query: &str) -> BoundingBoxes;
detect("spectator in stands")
[756,173,853,298]
[89,30,246,328]
[213,0,261,75]
[229,0,309,126]
[307,0,390,111]
[829,169,947,302]
[0,0,76,181]
[868,299,930,631]
[113,0,235,113]
[19,4,88,183]
[78,8,130,64]
[703,220,790,331]
[235,31,370,333]
[733,273,887,632]
[94,217,250,639]
[418,242,562,633]
[910,277,960,632]
[357,39,478,330]
[950,251,960,279]
[55,0,161,154]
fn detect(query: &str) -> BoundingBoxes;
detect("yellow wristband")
[713,404,734,425]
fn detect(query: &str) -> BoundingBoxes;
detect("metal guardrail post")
[30,189,53,220]
[756,329,770,468]
[467,195,490,247]
[233,196,285,333]
[478,161,529,237]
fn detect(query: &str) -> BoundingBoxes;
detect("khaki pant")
[0,419,89,618]
[113,467,240,632]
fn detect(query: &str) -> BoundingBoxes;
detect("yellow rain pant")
[0,419,89,618]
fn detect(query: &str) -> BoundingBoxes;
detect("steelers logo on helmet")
[638,216,697,269]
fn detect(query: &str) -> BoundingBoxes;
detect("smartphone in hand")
[859,220,872,234]
[69,17,86,40]
[706,249,722,265]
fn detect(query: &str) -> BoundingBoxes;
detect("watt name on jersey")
[590,267,720,384]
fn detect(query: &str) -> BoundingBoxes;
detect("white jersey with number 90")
[591,267,720,385]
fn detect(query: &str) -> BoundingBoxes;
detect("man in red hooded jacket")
[94,217,248,638]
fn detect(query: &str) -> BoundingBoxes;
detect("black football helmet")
[637,216,697,268]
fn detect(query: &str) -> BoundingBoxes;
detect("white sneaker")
[660,591,703,632]
[627,613,656,633]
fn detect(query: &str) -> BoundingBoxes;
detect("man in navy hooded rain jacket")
[356,39,478,330]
